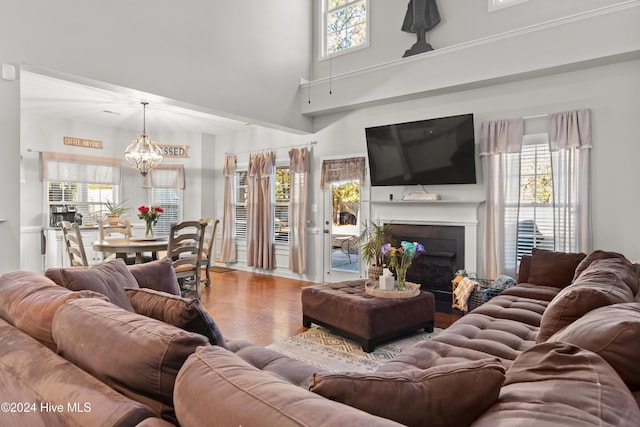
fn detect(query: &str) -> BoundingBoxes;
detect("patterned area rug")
[267,326,441,373]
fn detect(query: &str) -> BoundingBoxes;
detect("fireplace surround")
[370,199,484,312]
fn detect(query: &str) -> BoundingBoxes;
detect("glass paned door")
[323,179,362,281]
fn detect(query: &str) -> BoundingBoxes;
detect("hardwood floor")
[198,269,461,347]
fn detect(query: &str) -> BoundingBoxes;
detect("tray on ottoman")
[301,280,435,352]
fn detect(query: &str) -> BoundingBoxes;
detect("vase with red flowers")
[138,205,163,237]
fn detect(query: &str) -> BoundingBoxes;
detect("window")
[322,0,368,58]
[150,188,182,237]
[488,0,531,12]
[43,151,122,225]
[48,182,119,223]
[274,165,290,244]
[504,134,555,266]
[235,170,248,240]
[144,164,185,237]
[235,165,290,244]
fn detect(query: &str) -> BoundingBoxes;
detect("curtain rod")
[225,141,317,157]
[523,113,549,120]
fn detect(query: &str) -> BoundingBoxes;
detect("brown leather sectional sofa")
[1,250,640,426]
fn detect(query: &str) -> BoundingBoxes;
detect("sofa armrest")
[174,346,403,427]
[0,318,157,427]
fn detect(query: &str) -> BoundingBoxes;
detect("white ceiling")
[20,71,250,135]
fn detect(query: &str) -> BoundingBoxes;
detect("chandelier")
[124,102,163,177]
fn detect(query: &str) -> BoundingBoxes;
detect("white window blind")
[143,164,185,236]
[235,166,290,244]
[149,188,182,236]
[235,170,248,240]
[274,165,290,244]
[515,134,555,260]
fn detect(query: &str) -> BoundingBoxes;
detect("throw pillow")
[127,257,181,296]
[548,303,640,391]
[125,287,226,348]
[309,358,506,427]
[45,258,138,312]
[52,298,209,423]
[573,250,640,294]
[536,265,635,343]
[527,248,586,288]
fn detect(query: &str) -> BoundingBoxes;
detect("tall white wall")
[1,1,312,133]
[0,70,20,272]
[214,59,640,281]
[312,0,630,78]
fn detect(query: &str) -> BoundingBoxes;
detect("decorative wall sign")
[157,144,190,158]
[63,136,103,149]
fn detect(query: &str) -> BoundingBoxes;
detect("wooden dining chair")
[98,217,135,264]
[60,220,88,267]
[199,218,220,288]
[166,220,206,297]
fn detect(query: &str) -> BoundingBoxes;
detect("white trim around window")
[320,0,369,60]
[488,0,531,12]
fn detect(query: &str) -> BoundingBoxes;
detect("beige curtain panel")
[246,152,275,270]
[549,109,592,254]
[480,118,524,279]
[219,155,237,263]
[142,164,185,189]
[42,151,121,185]
[320,157,366,189]
[288,148,309,274]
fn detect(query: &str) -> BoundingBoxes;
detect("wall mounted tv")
[365,113,477,186]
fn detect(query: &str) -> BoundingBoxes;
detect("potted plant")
[358,221,394,280]
[103,199,130,225]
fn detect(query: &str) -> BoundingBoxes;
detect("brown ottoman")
[302,280,435,352]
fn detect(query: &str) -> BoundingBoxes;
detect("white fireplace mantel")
[369,199,485,274]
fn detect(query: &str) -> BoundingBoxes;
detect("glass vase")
[395,265,408,290]
[145,221,154,238]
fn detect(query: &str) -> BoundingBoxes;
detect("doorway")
[323,179,362,282]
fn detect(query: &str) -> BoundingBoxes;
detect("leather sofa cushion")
[125,287,226,347]
[380,287,549,373]
[174,346,402,427]
[46,258,138,311]
[52,298,209,423]
[537,259,636,343]
[472,342,640,426]
[548,303,640,391]
[226,339,325,387]
[572,250,640,294]
[0,318,158,427]
[0,270,106,350]
[536,259,634,343]
[127,258,181,296]
[310,358,505,427]
[527,249,586,288]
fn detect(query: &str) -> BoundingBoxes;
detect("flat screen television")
[365,113,477,186]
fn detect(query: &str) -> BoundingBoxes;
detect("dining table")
[93,237,169,264]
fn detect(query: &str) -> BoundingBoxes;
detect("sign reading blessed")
[157,144,190,158]
[63,136,103,149]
